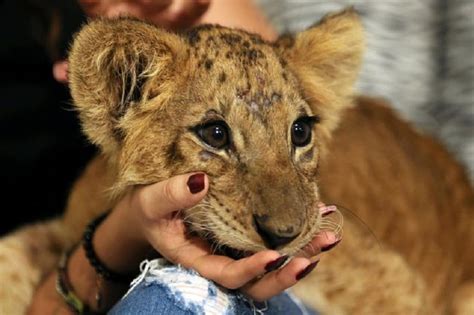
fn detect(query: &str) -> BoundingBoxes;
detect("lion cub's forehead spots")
[186,25,266,67]
[184,25,304,125]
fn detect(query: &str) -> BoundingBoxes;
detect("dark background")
[0,0,96,235]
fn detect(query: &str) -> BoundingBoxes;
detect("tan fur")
[0,220,66,314]
[295,97,474,314]
[0,9,472,314]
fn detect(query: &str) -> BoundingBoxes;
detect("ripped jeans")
[109,259,317,315]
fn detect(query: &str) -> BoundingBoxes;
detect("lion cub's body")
[296,97,474,314]
[0,10,473,315]
[62,97,474,315]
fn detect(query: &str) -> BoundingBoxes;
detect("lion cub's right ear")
[68,18,187,154]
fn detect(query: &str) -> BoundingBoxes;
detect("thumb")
[137,173,208,219]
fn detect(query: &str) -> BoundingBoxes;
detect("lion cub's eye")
[196,121,230,149]
[291,117,317,147]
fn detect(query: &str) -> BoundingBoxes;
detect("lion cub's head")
[68,9,364,257]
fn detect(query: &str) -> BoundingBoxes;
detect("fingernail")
[321,239,341,252]
[319,207,336,217]
[296,260,319,281]
[187,173,205,194]
[320,205,337,217]
[265,255,288,272]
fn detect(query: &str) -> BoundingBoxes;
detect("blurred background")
[258,0,473,179]
[0,1,95,234]
[0,0,472,235]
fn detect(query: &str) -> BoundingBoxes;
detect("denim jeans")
[109,259,317,315]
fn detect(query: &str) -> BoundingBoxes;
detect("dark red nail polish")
[187,173,205,194]
[321,205,337,217]
[321,239,341,252]
[296,260,319,281]
[265,255,288,272]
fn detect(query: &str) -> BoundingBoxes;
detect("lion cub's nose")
[253,215,300,249]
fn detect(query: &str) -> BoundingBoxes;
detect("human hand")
[28,173,339,314]
[79,0,210,30]
[53,0,211,83]
[119,172,340,301]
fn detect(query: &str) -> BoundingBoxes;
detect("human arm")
[28,172,338,314]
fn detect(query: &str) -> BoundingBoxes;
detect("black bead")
[82,211,136,284]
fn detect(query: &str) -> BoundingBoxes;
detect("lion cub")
[0,9,473,315]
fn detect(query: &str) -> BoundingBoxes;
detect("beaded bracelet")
[82,211,136,284]
[56,246,92,315]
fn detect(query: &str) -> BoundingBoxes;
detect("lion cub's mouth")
[184,222,253,259]
[186,205,343,260]
[205,233,254,260]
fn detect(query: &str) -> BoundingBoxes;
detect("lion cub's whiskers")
[319,206,344,241]
[184,200,261,254]
[334,205,381,248]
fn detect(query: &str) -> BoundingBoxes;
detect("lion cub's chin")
[201,232,315,260]
[215,240,314,260]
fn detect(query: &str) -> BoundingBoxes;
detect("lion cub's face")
[69,10,363,256]
[172,26,323,255]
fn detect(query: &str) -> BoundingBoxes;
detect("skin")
[28,173,337,314]
[52,0,276,83]
[31,1,338,313]
[23,6,474,315]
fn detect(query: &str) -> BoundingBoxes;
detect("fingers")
[136,173,208,220]
[170,244,320,302]
[165,232,333,297]
[134,172,209,257]
[297,231,340,258]
[292,203,342,258]
[182,250,281,289]
[52,60,68,84]
[166,0,211,29]
[80,0,172,17]
[242,257,318,301]
[132,176,340,301]
[316,231,341,252]
[82,0,211,30]
[319,204,337,216]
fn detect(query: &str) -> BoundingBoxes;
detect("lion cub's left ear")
[69,18,188,154]
[277,8,365,133]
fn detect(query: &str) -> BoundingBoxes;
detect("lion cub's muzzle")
[253,214,303,249]
[247,171,309,250]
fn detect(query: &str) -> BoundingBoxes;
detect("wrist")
[67,246,106,311]
[93,196,152,274]
[67,199,153,312]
